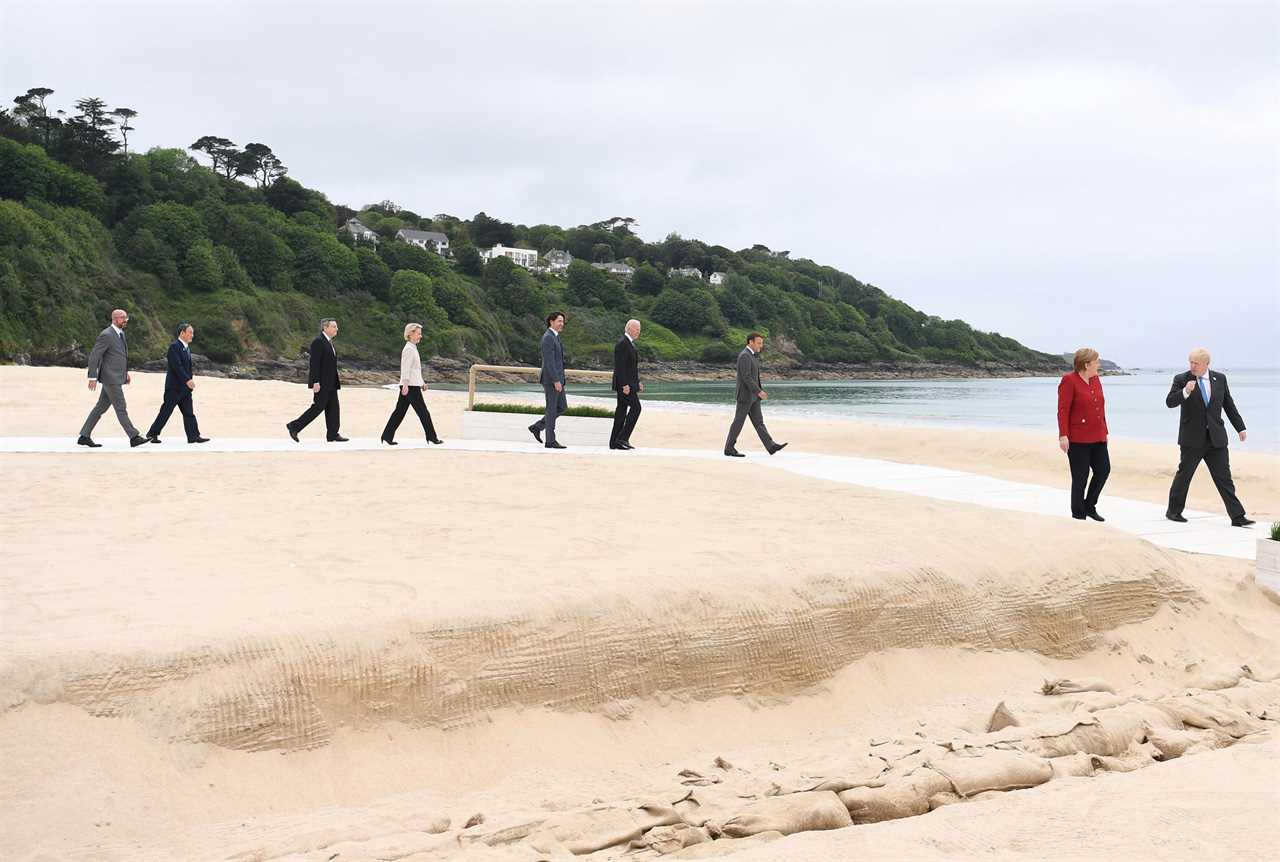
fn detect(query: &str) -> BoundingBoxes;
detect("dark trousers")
[1167,432,1245,519]
[382,387,437,441]
[146,389,201,441]
[725,398,775,453]
[1066,441,1110,517]
[288,386,340,439]
[531,381,567,444]
[611,389,641,444]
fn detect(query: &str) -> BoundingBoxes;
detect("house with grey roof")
[395,228,450,256]
[341,218,379,244]
[670,266,703,280]
[592,261,635,279]
[544,249,573,272]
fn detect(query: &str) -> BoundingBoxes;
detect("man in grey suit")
[724,332,787,457]
[528,311,568,449]
[78,308,147,448]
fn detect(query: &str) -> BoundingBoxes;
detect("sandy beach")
[2,365,1278,861]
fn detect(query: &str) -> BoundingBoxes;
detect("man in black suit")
[145,322,209,444]
[286,318,347,442]
[1165,347,1253,527]
[725,332,787,457]
[610,318,643,450]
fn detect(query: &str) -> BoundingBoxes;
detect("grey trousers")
[531,381,568,444]
[725,398,775,453]
[80,383,140,438]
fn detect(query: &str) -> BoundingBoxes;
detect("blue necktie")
[1200,377,1210,407]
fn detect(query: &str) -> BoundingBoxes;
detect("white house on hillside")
[545,249,573,272]
[670,266,703,280]
[592,261,635,279]
[709,271,727,285]
[342,218,379,244]
[480,245,538,269]
[395,228,450,255]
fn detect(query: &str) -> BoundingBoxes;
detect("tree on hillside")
[470,211,515,248]
[109,107,138,154]
[190,135,246,179]
[239,142,286,187]
[13,87,56,147]
[453,242,484,277]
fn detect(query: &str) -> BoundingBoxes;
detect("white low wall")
[1258,538,1280,594]
[462,409,615,447]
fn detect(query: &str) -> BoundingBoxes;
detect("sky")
[4,0,1277,367]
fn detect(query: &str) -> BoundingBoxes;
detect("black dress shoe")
[1086,510,1106,522]
[768,442,789,455]
[328,435,349,442]
[1166,512,1188,523]
[619,441,635,450]
[1231,517,1256,528]
[528,424,542,444]
[76,436,102,448]
[1072,514,1087,520]
[129,435,148,448]
[724,450,745,458]
[545,441,567,449]
[190,437,210,444]
[146,434,162,444]
[609,443,627,450]
[428,437,444,444]
[286,424,299,442]
[380,437,398,446]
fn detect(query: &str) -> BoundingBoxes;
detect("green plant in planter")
[471,402,614,419]
[1270,521,1280,541]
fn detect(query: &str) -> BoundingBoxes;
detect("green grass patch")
[471,401,614,419]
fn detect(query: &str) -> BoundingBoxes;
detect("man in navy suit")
[1165,347,1253,527]
[145,322,209,444]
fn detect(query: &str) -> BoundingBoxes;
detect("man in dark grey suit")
[529,311,568,449]
[1164,347,1253,527]
[78,308,147,448]
[724,332,787,457]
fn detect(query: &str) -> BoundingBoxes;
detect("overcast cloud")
[4,0,1277,366]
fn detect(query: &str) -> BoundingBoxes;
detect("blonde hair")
[404,322,423,340]
[1188,347,1211,364]
[1072,347,1099,373]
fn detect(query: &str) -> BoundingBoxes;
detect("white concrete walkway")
[1,436,1264,563]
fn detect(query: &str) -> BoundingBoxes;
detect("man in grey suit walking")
[528,311,568,449]
[724,332,787,458]
[78,308,147,448]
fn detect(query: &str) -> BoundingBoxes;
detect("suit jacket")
[399,341,424,387]
[164,340,194,394]
[1056,372,1107,443]
[308,334,341,390]
[735,347,763,404]
[539,329,565,385]
[1165,370,1244,448]
[611,335,639,392]
[86,326,129,385]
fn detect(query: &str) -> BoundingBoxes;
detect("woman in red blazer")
[1057,347,1110,521]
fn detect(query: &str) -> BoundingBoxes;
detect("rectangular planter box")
[462,409,615,447]
[1257,538,1280,594]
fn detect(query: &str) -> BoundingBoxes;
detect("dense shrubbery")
[0,86,1061,372]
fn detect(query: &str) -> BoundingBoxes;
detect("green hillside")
[0,87,1062,373]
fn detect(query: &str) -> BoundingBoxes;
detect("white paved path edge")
[1,436,1266,565]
